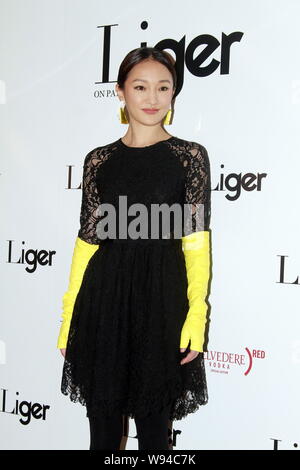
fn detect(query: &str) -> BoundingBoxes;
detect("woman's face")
[116,59,175,125]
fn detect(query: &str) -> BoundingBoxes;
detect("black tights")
[88,403,172,450]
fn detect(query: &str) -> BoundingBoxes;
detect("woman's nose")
[147,90,159,106]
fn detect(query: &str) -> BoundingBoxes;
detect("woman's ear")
[115,84,123,101]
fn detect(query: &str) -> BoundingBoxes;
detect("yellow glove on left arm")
[180,141,211,353]
[180,230,211,353]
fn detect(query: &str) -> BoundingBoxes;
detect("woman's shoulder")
[171,136,209,161]
[82,138,121,165]
[87,138,120,155]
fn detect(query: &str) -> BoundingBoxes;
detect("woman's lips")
[142,109,159,114]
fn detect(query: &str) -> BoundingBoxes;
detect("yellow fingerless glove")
[56,236,99,349]
[180,230,211,353]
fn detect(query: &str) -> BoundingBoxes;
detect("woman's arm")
[180,142,212,362]
[57,149,103,351]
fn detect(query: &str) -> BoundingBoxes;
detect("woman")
[57,46,211,451]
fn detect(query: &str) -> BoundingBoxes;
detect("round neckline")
[118,135,176,150]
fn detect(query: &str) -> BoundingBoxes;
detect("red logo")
[204,348,266,375]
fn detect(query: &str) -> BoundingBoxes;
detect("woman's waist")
[99,236,182,247]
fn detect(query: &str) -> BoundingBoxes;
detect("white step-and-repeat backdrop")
[1,0,299,450]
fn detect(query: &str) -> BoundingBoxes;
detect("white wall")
[0,0,299,450]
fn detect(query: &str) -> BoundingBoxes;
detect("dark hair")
[117,47,178,98]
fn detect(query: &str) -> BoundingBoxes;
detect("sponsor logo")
[277,254,300,285]
[94,23,244,96]
[6,240,56,273]
[204,348,266,375]
[270,438,299,450]
[0,388,50,425]
[213,165,267,201]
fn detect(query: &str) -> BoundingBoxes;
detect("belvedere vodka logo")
[204,347,266,375]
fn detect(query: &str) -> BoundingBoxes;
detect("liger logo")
[213,164,267,201]
[0,388,50,425]
[270,438,300,450]
[6,240,56,273]
[94,22,244,96]
[204,347,266,375]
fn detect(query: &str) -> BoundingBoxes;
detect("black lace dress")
[60,135,211,421]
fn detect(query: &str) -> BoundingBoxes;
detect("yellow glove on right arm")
[57,148,103,350]
[56,236,99,349]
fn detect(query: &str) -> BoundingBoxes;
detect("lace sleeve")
[183,142,211,235]
[77,150,102,244]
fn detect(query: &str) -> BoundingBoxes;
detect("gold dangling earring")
[163,109,172,125]
[118,100,129,124]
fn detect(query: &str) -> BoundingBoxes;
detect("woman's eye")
[134,86,169,91]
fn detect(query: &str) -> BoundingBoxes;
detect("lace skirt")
[60,238,208,421]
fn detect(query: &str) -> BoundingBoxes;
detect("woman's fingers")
[180,350,199,365]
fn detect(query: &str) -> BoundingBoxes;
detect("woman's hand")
[180,347,199,365]
[60,348,66,357]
